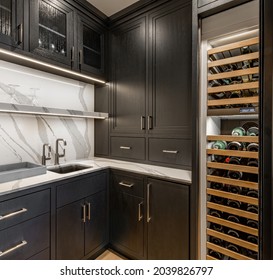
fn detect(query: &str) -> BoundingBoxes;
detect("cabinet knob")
[82,204,86,223]
[138,202,143,222]
[119,181,134,188]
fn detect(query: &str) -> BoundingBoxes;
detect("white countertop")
[0,157,192,195]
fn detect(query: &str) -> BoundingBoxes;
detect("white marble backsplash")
[0,60,95,165]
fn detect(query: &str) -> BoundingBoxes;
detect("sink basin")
[0,162,47,184]
[48,164,92,174]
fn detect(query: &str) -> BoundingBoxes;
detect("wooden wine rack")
[206,36,260,260]
[207,36,259,116]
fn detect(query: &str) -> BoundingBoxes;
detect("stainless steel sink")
[0,162,47,183]
[47,163,92,174]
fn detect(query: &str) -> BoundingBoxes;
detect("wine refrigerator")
[199,0,261,260]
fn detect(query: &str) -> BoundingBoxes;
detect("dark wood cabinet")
[0,0,24,50]
[0,189,51,260]
[147,178,190,260]
[29,0,74,67]
[76,12,106,77]
[110,171,145,259]
[147,1,192,138]
[110,170,190,260]
[56,171,108,260]
[110,16,147,135]
[105,0,192,168]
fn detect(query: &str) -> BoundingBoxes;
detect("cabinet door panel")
[148,2,191,137]
[0,0,24,49]
[29,0,73,67]
[111,17,146,134]
[56,199,85,260]
[85,191,108,255]
[110,191,144,259]
[147,179,189,260]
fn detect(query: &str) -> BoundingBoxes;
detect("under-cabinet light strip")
[0,48,106,84]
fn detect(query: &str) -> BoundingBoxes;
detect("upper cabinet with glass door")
[77,12,106,77]
[29,0,74,68]
[0,0,24,49]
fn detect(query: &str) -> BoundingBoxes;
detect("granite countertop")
[0,157,192,195]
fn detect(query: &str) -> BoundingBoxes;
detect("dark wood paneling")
[110,136,146,160]
[148,138,192,168]
[147,178,190,260]
[111,16,147,134]
[85,190,108,255]
[0,189,50,231]
[0,213,50,260]
[56,199,85,260]
[28,248,50,260]
[148,1,192,137]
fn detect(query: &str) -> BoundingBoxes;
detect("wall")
[0,60,95,166]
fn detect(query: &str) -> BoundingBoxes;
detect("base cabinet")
[110,170,190,260]
[147,178,190,260]
[56,172,108,260]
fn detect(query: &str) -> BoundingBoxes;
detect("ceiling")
[86,0,140,17]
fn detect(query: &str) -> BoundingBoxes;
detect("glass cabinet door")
[78,14,105,76]
[29,0,73,67]
[0,0,24,49]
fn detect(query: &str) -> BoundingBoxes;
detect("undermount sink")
[48,163,93,174]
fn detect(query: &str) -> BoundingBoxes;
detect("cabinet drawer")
[28,248,50,260]
[0,213,50,260]
[148,138,191,167]
[198,0,218,8]
[110,137,145,160]
[112,172,144,197]
[57,172,107,208]
[0,189,50,231]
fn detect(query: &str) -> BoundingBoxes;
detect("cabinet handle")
[147,183,151,223]
[79,50,83,68]
[0,240,27,257]
[141,116,145,130]
[147,116,153,130]
[18,23,23,44]
[119,146,131,150]
[82,204,86,223]
[0,208,27,221]
[119,181,134,188]
[71,46,75,64]
[138,202,143,222]
[162,150,179,154]
[87,202,91,221]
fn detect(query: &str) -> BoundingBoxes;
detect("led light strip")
[0,48,106,84]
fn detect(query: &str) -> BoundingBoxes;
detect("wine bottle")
[241,46,253,82]
[211,195,227,205]
[247,204,258,214]
[247,235,258,244]
[232,127,246,136]
[210,236,224,247]
[226,243,240,254]
[242,122,259,134]
[247,250,258,260]
[246,159,258,182]
[212,140,227,150]
[246,189,258,198]
[209,210,224,232]
[227,185,242,194]
[246,143,259,152]
[247,126,259,136]
[246,219,258,229]
[208,249,223,260]
[227,199,241,209]
[209,80,226,100]
[227,141,243,150]
[227,157,243,180]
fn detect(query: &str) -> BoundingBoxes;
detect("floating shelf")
[0,102,109,119]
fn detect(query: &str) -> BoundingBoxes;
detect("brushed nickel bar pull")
[138,202,143,222]
[147,183,151,223]
[82,204,86,223]
[147,116,153,130]
[87,202,91,221]
[141,116,145,130]
[119,182,134,188]
[79,50,83,67]
[71,46,75,63]
[162,150,179,154]
[0,208,27,221]
[120,146,131,150]
[18,23,23,44]
[0,240,27,257]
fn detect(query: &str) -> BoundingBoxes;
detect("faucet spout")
[42,144,51,165]
[55,138,67,165]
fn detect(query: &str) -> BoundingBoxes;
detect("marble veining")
[0,60,94,166]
